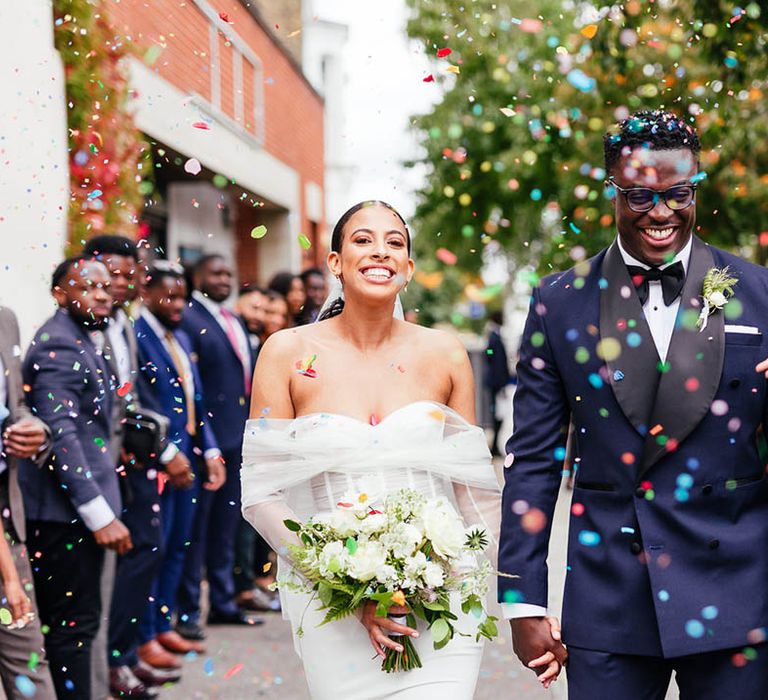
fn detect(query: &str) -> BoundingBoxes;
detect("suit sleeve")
[498,285,570,608]
[23,338,115,520]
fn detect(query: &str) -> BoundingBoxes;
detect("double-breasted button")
[702,484,713,495]
[630,542,642,555]
[635,487,646,499]
[730,378,741,389]
[708,538,720,550]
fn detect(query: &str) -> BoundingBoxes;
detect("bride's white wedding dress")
[240,401,501,700]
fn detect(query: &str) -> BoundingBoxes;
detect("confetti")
[445,65,460,75]
[184,158,202,175]
[192,122,210,130]
[436,47,452,58]
[298,234,312,250]
[295,355,318,378]
[116,382,133,397]
[14,676,35,698]
[224,663,244,679]
[218,11,231,23]
[436,248,457,265]
[250,225,268,239]
[203,657,214,676]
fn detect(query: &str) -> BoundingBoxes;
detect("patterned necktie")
[626,261,685,307]
[220,308,252,396]
[165,331,196,436]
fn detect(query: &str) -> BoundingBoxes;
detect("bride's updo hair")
[318,200,410,321]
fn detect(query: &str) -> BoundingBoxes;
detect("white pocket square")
[724,324,761,335]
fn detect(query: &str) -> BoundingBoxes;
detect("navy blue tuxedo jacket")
[20,309,121,524]
[133,316,218,460]
[499,237,768,658]
[180,298,253,452]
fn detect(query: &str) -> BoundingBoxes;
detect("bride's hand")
[528,616,566,689]
[359,601,419,658]
[756,358,768,378]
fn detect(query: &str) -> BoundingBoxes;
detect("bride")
[240,201,562,698]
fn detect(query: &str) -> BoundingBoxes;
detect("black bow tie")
[626,261,685,306]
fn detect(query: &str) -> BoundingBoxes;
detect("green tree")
[405,0,768,325]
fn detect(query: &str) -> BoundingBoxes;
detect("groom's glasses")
[606,177,697,213]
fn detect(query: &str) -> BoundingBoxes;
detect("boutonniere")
[697,266,738,332]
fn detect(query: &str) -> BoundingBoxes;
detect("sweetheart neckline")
[290,400,459,428]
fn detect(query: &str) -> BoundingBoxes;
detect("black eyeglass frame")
[605,177,698,213]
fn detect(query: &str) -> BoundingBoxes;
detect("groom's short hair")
[603,109,701,173]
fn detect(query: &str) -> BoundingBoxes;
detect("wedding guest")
[176,254,259,639]
[134,261,224,672]
[263,290,290,339]
[267,272,305,326]
[85,235,190,697]
[22,258,131,700]
[235,286,267,355]
[483,311,512,456]
[298,268,327,324]
[0,306,55,699]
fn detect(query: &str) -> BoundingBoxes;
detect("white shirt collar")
[616,235,692,274]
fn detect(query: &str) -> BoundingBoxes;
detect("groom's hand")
[756,358,768,378]
[510,617,567,687]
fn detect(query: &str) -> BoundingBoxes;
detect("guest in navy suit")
[133,262,224,671]
[22,258,132,700]
[177,254,261,635]
[500,110,768,698]
[483,310,512,456]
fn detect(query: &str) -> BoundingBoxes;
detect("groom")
[499,109,768,698]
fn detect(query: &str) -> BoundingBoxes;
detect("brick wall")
[104,0,326,274]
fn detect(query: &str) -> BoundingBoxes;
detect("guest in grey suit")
[21,257,132,700]
[0,306,55,698]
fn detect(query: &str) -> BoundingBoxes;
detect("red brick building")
[107,0,326,283]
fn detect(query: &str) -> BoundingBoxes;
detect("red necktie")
[220,308,251,396]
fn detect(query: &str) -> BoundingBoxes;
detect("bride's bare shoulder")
[400,322,467,358]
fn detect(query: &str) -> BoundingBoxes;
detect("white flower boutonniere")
[697,266,738,332]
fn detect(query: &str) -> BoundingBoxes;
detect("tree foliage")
[54,0,154,253]
[404,0,768,325]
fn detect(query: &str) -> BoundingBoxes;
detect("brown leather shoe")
[109,665,159,698]
[137,639,182,669]
[157,629,205,654]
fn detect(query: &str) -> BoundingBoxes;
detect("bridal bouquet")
[282,487,498,673]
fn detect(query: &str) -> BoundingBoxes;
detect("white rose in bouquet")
[324,509,361,538]
[319,541,348,577]
[423,561,445,588]
[423,500,465,559]
[358,511,389,536]
[347,541,387,581]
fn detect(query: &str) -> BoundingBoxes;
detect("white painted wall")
[0,0,69,345]
[167,182,234,264]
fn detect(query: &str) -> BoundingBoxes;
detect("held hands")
[204,454,226,491]
[756,358,768,378]
[2,417,47,459]
[94,518,133,555]
[165,451,195,489]
[510,616,567,689]
[359,600,419,659]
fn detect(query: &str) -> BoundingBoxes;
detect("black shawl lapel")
[638,237,725,478]
[599,241,661,434]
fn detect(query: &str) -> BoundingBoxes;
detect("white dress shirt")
[106,308,132,387]
[141,308,221,464]
[0,355,7,475]
[501,236,693,621]
[192,290,251,375]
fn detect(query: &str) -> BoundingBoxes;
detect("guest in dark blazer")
[22,258,132,700]
[86,235,197,697]
[483,310,512,456]
[176,254,261,634]
[133,262,224,669]
[0,306,56,699]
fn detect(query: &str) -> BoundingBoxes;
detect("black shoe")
[207,609,264,626]
[110,665,160,698]
[175,620,207,641]
[133,660,182,686]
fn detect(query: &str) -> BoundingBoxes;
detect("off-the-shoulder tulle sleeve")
[240,403,501,562]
